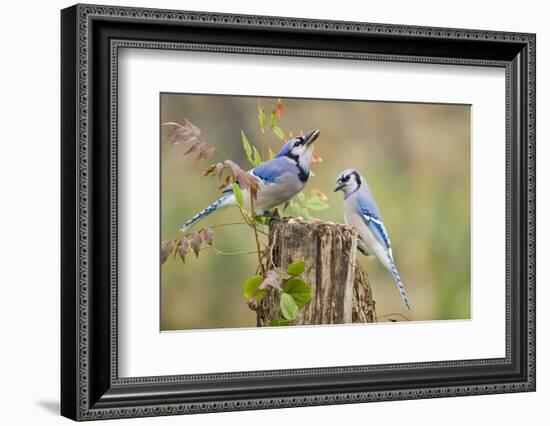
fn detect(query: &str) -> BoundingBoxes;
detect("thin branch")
[200,245,257,256]
[208,221,269,237]
[249,191,265,276]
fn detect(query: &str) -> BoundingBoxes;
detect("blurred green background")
[160,94,471,330]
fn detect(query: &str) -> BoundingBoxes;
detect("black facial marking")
[286,152,309,182]
[351,171,361,188]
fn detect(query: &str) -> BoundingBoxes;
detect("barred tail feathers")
[179,194,234,232]
[388,261,411,310]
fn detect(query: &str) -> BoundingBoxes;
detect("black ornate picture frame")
[61,4,536,421]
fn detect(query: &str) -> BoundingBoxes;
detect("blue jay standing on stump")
[334,169,411,310]
[180,129,320,232]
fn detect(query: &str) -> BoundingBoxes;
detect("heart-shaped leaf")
[280,293,299,320]
[283,278,312,308]
[287,260,306,276]
[243,275,263,299]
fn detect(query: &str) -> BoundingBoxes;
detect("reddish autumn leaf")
[259,270,283,291]
[182,141,201,157]
[183,118,201,137]
[203,160,260,195]
[276,98,283,118]
[177,238,189,263]
[161,240,176,265]
[201,227,214,246]
[191,232,202,258]
[196,145,215,162]
[311,152,323,165]
[164,119,216,163]
[214,162,224,178]
[310,189,328,202]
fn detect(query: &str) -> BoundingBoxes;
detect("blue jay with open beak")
[334,169,411,310]
[180,129,320,232]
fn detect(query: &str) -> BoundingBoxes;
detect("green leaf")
[287,260,306,276]
[258,107,266,133]
[268,148,276,160]
[256,289,270,302]
[270,111,276,128]
[280,293,299,320]
[242,210,254,224]
[255,215,268,225]
[252,146,262,167]
[241,130,253,163]
[297,192,306,203]
[283,278,312,308]
[242,275,263,299]
[267,319,291,327]
[305,197,329,211]
[272,126,285,140]
[301,207,314,221]
[232,183,244,207]
[285,200,302,217]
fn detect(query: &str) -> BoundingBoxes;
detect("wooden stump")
[256,219,376,326]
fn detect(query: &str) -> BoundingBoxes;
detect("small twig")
[207,222,269,237]
[200,245,257,256]
[249,191,266,276]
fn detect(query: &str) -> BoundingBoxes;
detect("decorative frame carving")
[61,4,535,420]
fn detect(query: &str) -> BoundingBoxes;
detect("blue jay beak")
[334,182,345,192]
[304,129,320,147]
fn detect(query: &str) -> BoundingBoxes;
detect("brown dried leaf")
[196,145,215,162]
[273,267,291,280]
[202,163,218,176]
[205,160,259,194]
[162,120,199,147]
[170,128,198,147]
[177,238,189,263]
[161,240,176,265]
[259,270,283,291]
[219,175,231,189]
[183,140,204,157]
[183,118,201,137]
[201,228,214,246]
[164,119,215,163]
[191,232,202,258]
[222,159,243,177]
[215,162,225,178]
[223,160,259,192]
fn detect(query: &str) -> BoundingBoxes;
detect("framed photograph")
[61,4,536,421]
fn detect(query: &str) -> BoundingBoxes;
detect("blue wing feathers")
[252,158,289,183]
[353,185,410,310]
[221,159,288,194]
[355,195,392,254]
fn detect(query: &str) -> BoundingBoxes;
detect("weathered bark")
[256,219,376,326]
[352,263,377,323]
